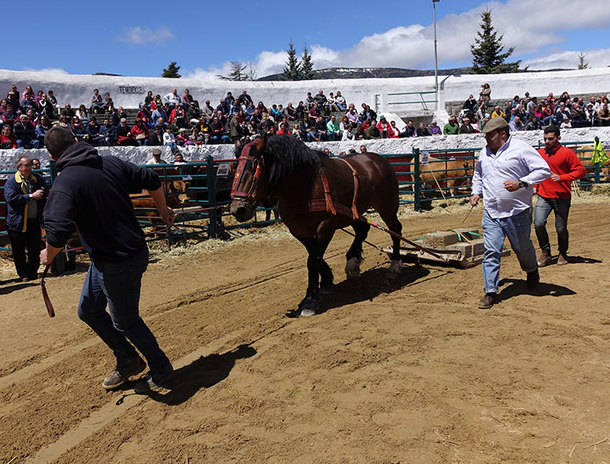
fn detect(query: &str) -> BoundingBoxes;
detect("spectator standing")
[4,156,46,281]
[146,147,166,165]
[479,83,491,106]
[534,126,586,266]
[41,126,175,391]
[470,117,551,309]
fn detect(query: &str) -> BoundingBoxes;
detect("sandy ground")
[0,196,609,464]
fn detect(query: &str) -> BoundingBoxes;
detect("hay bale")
[422,231,460,248]
[447,239,485,258]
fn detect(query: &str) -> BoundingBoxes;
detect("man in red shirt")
[534,125,585,266]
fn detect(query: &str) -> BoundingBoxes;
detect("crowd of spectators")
[452,83,610,135]
[1,82,609,152]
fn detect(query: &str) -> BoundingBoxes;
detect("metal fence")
[1,141,607,252]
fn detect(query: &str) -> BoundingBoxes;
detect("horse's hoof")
[389,259,402,274]
[345,257,362,280]
[299,308,316,317]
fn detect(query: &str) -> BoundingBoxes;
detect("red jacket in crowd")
[536,145,586,199]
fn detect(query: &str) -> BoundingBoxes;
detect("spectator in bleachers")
[490,105,505,120]
[75,104,89,125]
[388,120,401,138]
[148,125,163,146]
[334,91,346,111]
[428,121,442,135]
[584,103,597,126]
[238,90,253,107]
[86,117,106,146]
[54,114,69,128]
[116,118,134,146]
[21,85,36,110]
[47,90,58,110]
[130,118,149,146]
[554,103,571,126]
[598,103,610,126]
[71,116,87,142]
[151,104,167,125]
[164,88,180,107]
[163,126,177,150]
[0,124,17,148]
[35,115,52,146]
[61,103,75,120]
[90,88,105,114]
[417,122,431,137]
[7,85,20,109]
[376,116,390,138]
[209,115,230,143]
[276,121,291,135]
[144,90,154,110]
[364,118,380,139]
[443,115,460,135]
[14,114,39,148]
[463,94,478,119]
[327,115,342,140]
[509,116,525,131]
[401,120,417,137]
[460,116,478,134]
[99,118,115,145]
[479,83,491,107]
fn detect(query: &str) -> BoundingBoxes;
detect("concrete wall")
[2,126,608,174]
[2,67,610,117]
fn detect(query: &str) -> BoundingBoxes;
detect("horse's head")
[230,136,270,222]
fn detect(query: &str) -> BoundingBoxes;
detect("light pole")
[433,0,440,109]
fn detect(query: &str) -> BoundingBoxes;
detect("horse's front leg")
[297,238,322,317]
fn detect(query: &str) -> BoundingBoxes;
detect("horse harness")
[311,157,360,221]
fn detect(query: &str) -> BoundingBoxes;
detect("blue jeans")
[77,247,172,376]
[482,208,538,294]
[534,196,571,254]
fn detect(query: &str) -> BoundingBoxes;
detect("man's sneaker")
[526,269,540,290]
[557,253,569,265]
[102,357,146,390]
[537,250,552,267]
[134,369,174,394]
[478,293,498,309]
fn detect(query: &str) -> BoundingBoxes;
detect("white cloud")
[186,0,610,78]
[524,49,610,70]
[119,26,174,46]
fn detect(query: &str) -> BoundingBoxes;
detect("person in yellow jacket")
[4,156,47,280]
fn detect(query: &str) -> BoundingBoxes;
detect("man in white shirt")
[470,117,551,309]
[146,148,166,165]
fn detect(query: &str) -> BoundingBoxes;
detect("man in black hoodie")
[40,126,175,391]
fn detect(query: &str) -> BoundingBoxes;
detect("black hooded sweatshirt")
[44,142,161,263]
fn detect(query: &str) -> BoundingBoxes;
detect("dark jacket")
[4,171,46,231]
[43,142,161,262]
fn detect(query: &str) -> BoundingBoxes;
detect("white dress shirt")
[472,136,551,219]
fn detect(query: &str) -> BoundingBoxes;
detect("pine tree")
[283,42,301,80]
[300,45,314,80]
[578,52,589,70]
[218,61,248,81]
[162,61,181,78]
[470,10,521,74]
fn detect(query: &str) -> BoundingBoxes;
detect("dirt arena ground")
[0,196,608,464]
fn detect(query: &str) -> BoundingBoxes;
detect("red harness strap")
[311,158,360,221]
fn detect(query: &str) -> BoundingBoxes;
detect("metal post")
[433,0,440,110]
[206,155,218,238]
[414,148,421,211]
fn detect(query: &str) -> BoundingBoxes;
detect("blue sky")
[5,0,610,78]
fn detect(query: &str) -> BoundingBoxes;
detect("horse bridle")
[231,141,264,205]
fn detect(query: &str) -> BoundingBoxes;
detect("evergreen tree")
[470,10,521,74]
[162,61,181,78]
[218,61,248,81]
[283,42,301,80]
[300,45,314,80]
[578,52,589,70]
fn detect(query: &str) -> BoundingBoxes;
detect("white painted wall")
[1,67,609,117]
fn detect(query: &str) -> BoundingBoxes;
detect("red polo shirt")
[536,145,586,199]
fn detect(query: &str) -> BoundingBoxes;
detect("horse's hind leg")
[379,210,403,273]
[345,220,370,279]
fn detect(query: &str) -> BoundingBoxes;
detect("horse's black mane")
[262,135,324,189]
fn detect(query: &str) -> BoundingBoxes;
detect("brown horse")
[230,135,403,317]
